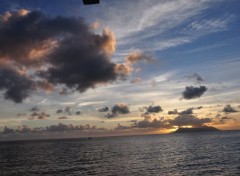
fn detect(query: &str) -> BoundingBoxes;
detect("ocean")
[0,131,240,176]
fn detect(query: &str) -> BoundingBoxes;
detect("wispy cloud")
[105,0,235,54]
[182,15,235,35]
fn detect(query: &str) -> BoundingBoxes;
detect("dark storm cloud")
[223,105,238,113]
[98,106,109,112]
[182,86,207,100]
[40,27,119,93]
[0,10,62,66]
[0,9,143,103]
[0,67,34,103]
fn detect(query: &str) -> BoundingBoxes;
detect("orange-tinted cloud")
[125,51,154,65]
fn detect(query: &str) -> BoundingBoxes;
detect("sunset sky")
[0,0,240,140]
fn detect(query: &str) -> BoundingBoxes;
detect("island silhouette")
[174,126,220,133]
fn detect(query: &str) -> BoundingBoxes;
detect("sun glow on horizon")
[178,125,193,128]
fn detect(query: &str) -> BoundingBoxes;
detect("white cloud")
[182,14,235,35]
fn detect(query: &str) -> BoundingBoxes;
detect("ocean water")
[0,131,240,176]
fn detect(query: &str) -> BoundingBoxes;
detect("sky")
[0,0,240,140]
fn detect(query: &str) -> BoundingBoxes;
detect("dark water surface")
[1,131,240,176]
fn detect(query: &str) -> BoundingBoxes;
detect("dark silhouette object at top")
[83,0,100,5]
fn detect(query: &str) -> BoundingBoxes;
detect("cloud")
[221,116,232,120]
[131,77,142,84]
[131,111,212,129]
[46,123,104,132]
[129,114,168,129]
[125,51,154,65]
[133,117,165,129]
[0,67,34,103]
[186,73,204,83]
[112,104,130,114]
[105,104,130,118]
[3,125,42,134]
[182,86,207,99]
[114,123,130,130]
[105,113,116,118]
[0,10,57,66]
[144,105,163,113]
[113,51,155,81]
[98,106,109,112]
[35,80,53,93]
[168,109,178,115]
[38,25,121,93]
[185,15,234,34]
[76,111,81,115]
[179,108,193,115]
[31,112,39,117]
[56,109,63,113]
[167,108,194,116]
[64,106,71,114]
[0,9,29,22]
[114,63,132,80]
[151,80,157,87]
[0,9,152,103]
[1,123,106,134]
[17,113,26,117]
[213,115,235,125]
[2,126,15,134]
[168,115,212,127]
[30,111,50,120]
[223,105,238,113]
[58,116,68,120]
[29,106,40,112]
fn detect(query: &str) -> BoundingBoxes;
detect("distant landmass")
[174,126,220,133]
